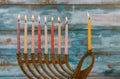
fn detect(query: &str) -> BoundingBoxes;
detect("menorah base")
[17,51,94,79]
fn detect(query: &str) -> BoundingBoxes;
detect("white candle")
[44,16,48,54]
[65,16,68,55]
[31,15,35,53]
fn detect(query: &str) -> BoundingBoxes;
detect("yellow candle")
[24,15,28,54]
[44,16,48,54]
[87,12,92,51]
[65,16,68,55]
[58,17,61,54]
[31,15,35,53]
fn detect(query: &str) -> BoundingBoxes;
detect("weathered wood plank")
[0,0,120,4]
[0,4,120,78]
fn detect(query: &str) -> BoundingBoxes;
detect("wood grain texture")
[0,0,120,4]
[0,4,120,78]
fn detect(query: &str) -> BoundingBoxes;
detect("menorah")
[16,13,94,79]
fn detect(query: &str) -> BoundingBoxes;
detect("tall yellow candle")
[58,17,61,54]
[87,12,92,51]
[44,16,48,54]
[24,15,28,54]
[31,15,35,53]
[64,16,68,55]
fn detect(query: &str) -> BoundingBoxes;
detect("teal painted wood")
[0,0,120,4]
[0,5,120,78]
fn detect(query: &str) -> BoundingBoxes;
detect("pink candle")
[31,15,35,53]
[44,16,48,54]
[64,17,68,55]
[38,16,41,53]
[58,17,61,54]
[17,14,20,53]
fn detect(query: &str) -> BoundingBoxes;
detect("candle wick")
[52,21,54,24]
[89,17,90,19]
[58,21,60,23]
[66,21,68,24]
[25,20,27,23]
[45,22,46,25]
[58,17,61,23]
[18,19,20,22]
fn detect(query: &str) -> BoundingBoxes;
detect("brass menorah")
[17,13,94,79]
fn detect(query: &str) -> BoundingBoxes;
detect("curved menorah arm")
[70,52,94,79]
[79,52,94,78]
[24,53,41,79]
[31,53,48,79]
[38,53,55,79]
[58,54,72,75]
[64,54,74,72]
[51,54,68,78]
[44,54,63,79]
[17,53,32,79]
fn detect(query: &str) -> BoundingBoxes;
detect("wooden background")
[0,0,120,4]
[0,0,120,79]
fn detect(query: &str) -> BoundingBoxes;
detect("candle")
[31,15,35,53]
[44,16,48,54]
[17,14,20,53]
[58,17,61,54]
[24,15,28,54]
[51,17,54,54]
[38,16,41,53]
[64,16,68,55]
[87,12,92,51]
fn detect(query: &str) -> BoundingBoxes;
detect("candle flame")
[58,17,60,22]
[24,15,27,21]
[18,14,20,20]
[65,16,68,22]
[51,17,54,22]
[38,15,40,21]
[44,16,47,23]
[32,15,34,21]
[87,12,90,18]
